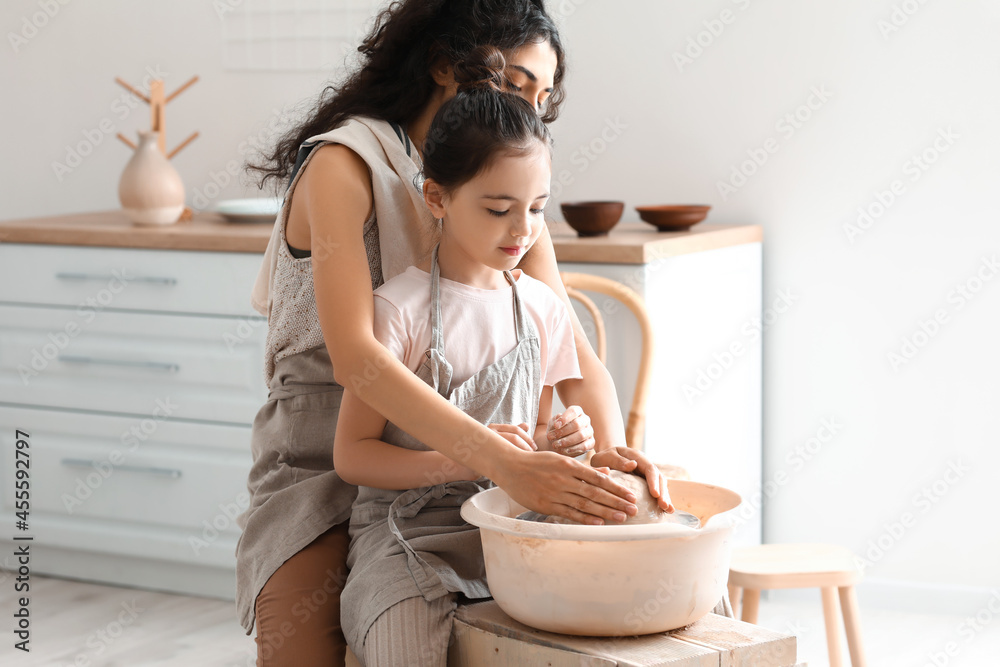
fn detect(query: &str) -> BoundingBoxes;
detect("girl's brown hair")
[422,45,551,195]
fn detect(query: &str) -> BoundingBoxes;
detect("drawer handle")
[60,458,183,479]
[56,271,178,286]
[57,355,180,373]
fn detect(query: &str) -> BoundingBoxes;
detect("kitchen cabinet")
[0,211,762,601]
[0,213,267,599]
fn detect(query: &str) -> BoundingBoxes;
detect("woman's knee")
[253,522,351,666]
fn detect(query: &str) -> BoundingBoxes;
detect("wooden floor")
[0,575,252,666]
[3,575,1000,666]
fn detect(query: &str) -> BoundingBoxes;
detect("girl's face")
[503,40,559,113]
[424,142,551,289]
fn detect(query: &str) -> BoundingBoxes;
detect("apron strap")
[502,268,529,345]
[267,383,343,401]
[388,121,412,158]
[429,245,446,356]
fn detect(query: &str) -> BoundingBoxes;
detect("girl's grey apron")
[341,247,542,654]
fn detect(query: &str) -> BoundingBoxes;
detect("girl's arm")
[534,387,597,457]
[534,386,554,450]
[298,145,637,525]
[334,390,476,490]
[519,224,628,453]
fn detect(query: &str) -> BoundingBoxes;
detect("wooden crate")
[347,601,798,666]
[449,601,797,667]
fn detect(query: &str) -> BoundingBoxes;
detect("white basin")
[460,478,742,636]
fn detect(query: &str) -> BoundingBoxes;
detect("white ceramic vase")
[118,130,185,225]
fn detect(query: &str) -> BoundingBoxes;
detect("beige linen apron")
[236,118,436,634]
[341,247,542,655]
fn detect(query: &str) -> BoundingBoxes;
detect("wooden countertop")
[549,222,762,264]
[0,211,762,263]
[0,210,272,253]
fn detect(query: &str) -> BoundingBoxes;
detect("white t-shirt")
[373,266,582,391]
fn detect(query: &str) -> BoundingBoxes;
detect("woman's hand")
[491,448,639,525]
[546,406,596,457]
[590,447,674,513]
[488,423,537,451]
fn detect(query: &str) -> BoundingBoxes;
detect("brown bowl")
[636,205,711,231]
[560,201,624,237]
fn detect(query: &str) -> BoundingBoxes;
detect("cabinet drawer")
[0,243,262,317]
[0,304,267,424]
[0,406,251,564]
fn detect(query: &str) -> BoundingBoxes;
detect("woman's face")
[439,40,558,114]
[503,40,559,113]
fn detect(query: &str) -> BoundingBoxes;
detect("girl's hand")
[589,447,674,513]
[547,406,596,457]
[488,423,537,451]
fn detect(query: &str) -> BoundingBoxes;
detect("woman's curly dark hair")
[249,0,566,190]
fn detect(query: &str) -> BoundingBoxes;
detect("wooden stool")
[728,543,867,667]
[347,599,800,666]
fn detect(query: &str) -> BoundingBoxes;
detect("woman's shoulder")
[295,115,401,187]
[285,140,374,249]
[303,116,397,155]
[295,142,372,200]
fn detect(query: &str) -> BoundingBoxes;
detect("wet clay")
[517,470,701,527]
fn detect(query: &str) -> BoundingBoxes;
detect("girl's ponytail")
[422,53,551,195]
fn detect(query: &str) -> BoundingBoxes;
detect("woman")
[238,1,656,664]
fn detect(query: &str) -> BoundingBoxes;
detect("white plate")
[214,197,282,222]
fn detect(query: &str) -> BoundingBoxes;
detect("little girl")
[333,48,671,666]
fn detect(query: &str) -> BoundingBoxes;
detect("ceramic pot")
[118,130,185,225]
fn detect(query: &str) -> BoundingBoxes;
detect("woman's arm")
[519,224,628,452]
[297,145,637,524]
[334,390,476,490]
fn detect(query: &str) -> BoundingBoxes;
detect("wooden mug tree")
[115,75,200,158]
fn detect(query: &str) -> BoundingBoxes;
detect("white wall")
[548,0,1000,607]
[2,1,380,218]
[4,1,997,606]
